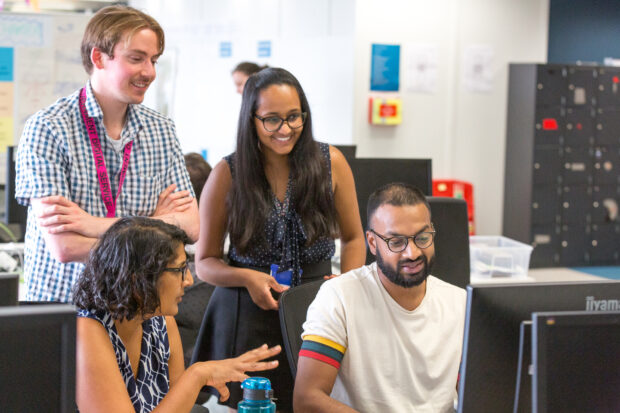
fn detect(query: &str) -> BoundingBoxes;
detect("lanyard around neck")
[79,88,133,218]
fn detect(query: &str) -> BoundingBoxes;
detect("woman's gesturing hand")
[197,344,281,401]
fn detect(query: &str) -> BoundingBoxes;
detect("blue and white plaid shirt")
[16,82,194,302]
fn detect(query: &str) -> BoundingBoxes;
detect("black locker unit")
[504,64,620,267]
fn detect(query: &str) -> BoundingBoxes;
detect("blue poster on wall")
[0,47,14,81]
[370,44,400,91]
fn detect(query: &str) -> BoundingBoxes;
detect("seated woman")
[73,217,280,413]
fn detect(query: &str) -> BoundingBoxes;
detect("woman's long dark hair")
[72,217,190,320]
[229,67,339,253]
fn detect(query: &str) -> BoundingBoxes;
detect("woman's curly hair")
[72,217,190,320]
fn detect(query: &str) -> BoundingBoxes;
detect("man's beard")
[375,248,435,288]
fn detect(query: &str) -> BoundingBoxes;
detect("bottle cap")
[241,377,274,401]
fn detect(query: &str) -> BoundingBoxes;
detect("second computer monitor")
[457,281,620,413]
[348,157,432,263]
[532,310,620,413]
[349,158,432,231]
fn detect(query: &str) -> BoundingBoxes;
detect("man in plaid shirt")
[16,6,199,302]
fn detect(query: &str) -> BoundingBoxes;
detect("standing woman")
[195,67,366,411]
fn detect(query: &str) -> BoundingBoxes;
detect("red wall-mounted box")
[433,179,475,235]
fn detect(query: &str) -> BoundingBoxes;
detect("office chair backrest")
[278,279,326,378]
[427,196,470,289]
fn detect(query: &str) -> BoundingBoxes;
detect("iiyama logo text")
[585,296,620,311]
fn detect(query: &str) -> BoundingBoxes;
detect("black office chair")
[278,279,326,378]
[427,196,470,289]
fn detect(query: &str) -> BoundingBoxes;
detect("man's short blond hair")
[81,5,164,75]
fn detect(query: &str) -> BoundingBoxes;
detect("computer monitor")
[0,272,18,306]
[532,310,620,413]
[457,281,620,413]
[333,144,356,161]
[0,305,76,412]
[3,146,27,241]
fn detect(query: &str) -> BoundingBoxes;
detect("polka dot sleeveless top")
[225,142,336,284]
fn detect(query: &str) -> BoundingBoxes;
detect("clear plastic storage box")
[470,236,533,278]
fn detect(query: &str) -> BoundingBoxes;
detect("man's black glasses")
[370,227,436,253]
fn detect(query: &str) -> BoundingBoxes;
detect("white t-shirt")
[301,263,466,413]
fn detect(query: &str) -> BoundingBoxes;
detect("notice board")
[0,12,89,182]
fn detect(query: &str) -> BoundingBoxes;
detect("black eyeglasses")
[164,259,190,281]
[370,227,436,253]
[254,112,307,132]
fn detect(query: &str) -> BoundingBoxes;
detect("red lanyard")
[79,88,132,218]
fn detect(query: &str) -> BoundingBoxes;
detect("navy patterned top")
[77,309,170,413]
[225,142,336,285]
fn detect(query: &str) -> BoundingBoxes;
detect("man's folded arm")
[152,198,199,242]
[31,197,114,263]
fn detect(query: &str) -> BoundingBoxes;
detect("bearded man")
[294,182,466,413]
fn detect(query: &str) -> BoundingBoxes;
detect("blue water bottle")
[237,377,276,413]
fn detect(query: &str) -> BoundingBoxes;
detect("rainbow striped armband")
[299,335,346,369]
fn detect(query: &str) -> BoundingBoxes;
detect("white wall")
[132,0,548,235]
[353,0,549,234]
[131,0,355,165]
